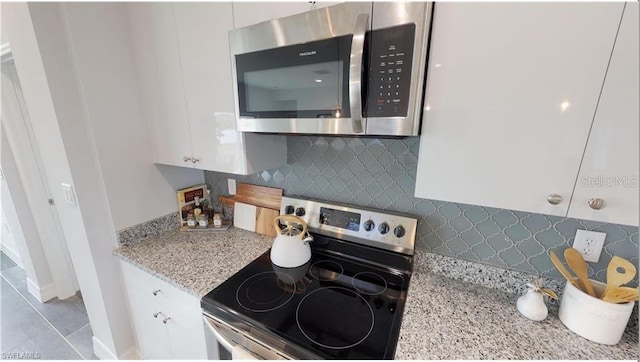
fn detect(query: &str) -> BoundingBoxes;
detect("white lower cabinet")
[121,262,207,360]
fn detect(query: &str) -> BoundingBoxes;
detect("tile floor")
[0,252,97,359]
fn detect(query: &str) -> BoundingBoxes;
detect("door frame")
[1,44,79,300]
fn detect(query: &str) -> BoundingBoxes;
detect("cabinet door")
[126,3,193,168]
[173,3,246,173]
[232,2,342,29]
[166,314,208,359]
[121,262,171,359]
[568,3,639,226]
[414,3,623,216]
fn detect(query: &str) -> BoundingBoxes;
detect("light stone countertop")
[114,227,638,360]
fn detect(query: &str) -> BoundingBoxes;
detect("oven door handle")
[349,13,369,134]
[203,316,235,351]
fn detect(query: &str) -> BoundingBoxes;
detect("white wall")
[2,2,205,358]
[61,3,204,231]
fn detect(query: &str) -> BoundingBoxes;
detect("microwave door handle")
[349,13,369,134]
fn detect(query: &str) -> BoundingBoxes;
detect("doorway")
[1,47,79,301]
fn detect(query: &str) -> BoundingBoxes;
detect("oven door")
[203,314,293,360]
[230,2,373,135]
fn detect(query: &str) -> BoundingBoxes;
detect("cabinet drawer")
[120,262,203,325]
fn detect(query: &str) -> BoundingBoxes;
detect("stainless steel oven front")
[229,2,433,136]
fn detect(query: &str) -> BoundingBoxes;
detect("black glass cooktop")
[201,235,413,360]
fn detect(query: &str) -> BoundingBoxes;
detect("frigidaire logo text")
[299,50,317,57]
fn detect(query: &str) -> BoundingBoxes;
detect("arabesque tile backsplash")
[205,136,639,284]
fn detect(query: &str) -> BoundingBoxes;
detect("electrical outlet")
[227,178,236,195]
[572,229,606,263]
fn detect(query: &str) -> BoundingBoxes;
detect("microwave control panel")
[364,24,416,118]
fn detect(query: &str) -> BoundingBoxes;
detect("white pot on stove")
[270,215,312,268]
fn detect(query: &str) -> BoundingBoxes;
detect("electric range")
[201,197,418,360]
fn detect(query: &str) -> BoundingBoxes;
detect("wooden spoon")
[564,248,597,297]
[603,256,637,298]
[602,286,639,303]
[549,250,582,290]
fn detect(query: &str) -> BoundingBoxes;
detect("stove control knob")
[378,222,390,235]
[394,225,406,238]
[284,205,295,215]
[363,220,375,232]
[295,207,306,217]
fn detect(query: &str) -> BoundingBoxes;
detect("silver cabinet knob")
[547,194,563,205]
[588,198,606,210]
[191,158,199,164]
[183,156,191,162]
[162,316,171,324]
[152,289,161,296]
[153,312,160,318]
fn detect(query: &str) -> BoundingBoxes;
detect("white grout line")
[0,271,88,360]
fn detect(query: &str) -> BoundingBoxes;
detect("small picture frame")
[177,184,208,227]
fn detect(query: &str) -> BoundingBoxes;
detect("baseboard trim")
[26,279,56,303]
[1,244,23,268]
[93,336,139,360]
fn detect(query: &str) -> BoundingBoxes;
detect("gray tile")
[1,252,18,271]
[9,326,82,360]
[504,224,531,242]
[463,206,490,224]
[521,214,552,234]
[66,323,97,360]
[1,287,52,351]
[1,265,27,294]
[22,293,90,337]
[201,135,639,284]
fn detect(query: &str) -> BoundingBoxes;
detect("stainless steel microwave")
[229,2,433,136]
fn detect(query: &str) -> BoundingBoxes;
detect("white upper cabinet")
[127,3,286,174]
[173,3,245,173]
[568,3,639,226]
[415,3,624,217]
[127,4,192,168]
[232,2,343,28]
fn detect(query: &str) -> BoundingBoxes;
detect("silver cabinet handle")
[152,289,161,296]
[153,312,161,318]
[547,194,563,205]
[183,156,191,162]
[348,13,369,134]
[191,158,199,164]
[588,198,606,210]
[162,316,171,324]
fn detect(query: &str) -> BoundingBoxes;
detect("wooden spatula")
[564,248,597,297]
[602,286,639,303]
[603,256,637,298]
[549,250,582,290]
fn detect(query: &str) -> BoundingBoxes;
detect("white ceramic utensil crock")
[270,215,312,268]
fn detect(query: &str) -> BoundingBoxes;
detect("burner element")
[352,271,388,295]
[296,287,374,350]
[309,260,344,281]
[236,271,295,312]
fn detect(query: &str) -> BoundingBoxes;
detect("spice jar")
[213,213,222,228]
[186,213,196,228]
[198,214,208,228]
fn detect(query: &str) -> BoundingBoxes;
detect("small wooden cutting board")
[221,183,282,237]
